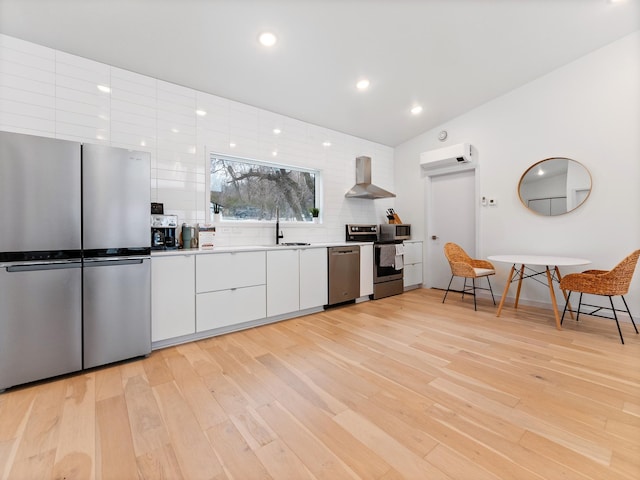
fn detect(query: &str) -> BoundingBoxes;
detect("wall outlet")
[488,198,497,206]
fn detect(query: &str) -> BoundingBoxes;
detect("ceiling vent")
[420,143,472,171]
[345,156,396,199]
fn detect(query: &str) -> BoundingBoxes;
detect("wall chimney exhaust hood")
[345,156,396,199]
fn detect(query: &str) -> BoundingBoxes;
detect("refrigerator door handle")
[6,262,82,273]
[83,257,148,266]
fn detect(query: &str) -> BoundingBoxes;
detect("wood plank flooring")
[1,288,639,479]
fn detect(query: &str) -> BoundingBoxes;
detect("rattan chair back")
[560,250,640,296]
[444,242,495,278]
[442,242,496,310]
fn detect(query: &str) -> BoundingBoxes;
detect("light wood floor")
[1,288,639,480]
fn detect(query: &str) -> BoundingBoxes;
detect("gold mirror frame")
[518,157,592,216]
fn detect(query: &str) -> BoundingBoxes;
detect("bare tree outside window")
[210,155,318,222]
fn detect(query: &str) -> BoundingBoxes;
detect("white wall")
[395,31,640,310]
[0,34,395,247]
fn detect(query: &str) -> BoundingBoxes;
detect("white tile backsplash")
[0,58,56,84]
[0,33,395,244]
[0,97,54,121]
[0,35,55,66]
[55,86,110,110]
[0,112,55,135]
[0,70,55,96]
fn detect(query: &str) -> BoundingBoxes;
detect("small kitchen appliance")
[151,214,178,250]
[379,223,411,241]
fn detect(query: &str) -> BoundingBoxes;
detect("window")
[209,153,319,222]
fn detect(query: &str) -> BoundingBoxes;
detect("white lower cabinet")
[360,243,374,297]
[196,251,266,332]
[266,249,300,317]
[151,255,195,342]
[267,247,328,316]
[403,240,423,288]
[150,246,330,346]
[299,248,328,309]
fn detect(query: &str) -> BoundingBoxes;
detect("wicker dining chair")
[560,250,640,344]
[442,242,496,311]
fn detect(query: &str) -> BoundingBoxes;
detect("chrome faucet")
[275,207,284,245]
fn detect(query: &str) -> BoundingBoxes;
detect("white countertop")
[151,242,373,257]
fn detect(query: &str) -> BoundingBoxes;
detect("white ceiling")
[1,0,638,146]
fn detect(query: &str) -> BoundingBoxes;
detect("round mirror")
[518,157,592,216]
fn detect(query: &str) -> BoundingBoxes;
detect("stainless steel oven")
[372,240,404,299]
[345,224,404,300]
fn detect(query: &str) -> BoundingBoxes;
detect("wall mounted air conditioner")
[420,143,472,171]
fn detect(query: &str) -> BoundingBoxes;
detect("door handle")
[84,258,146,266]
[6,262,82,272]
[431,235,438,240]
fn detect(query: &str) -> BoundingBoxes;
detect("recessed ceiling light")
[171,128,179,133]
[322,141,332,147]
[196,109,207,116]
[272,150,278,157]
[356,79,370,90]
[97,84,111,93]
[140,140,146,147]
[229,142,236,148]
[273,128,281,135]
[411,105,423,115]
[259,32,277,47]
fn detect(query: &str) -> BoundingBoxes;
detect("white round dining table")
[487,255,591,330]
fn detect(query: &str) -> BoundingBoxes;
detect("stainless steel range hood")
[345,156,396,199]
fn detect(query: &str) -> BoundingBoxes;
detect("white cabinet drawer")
[404,262,423,288]
[196,251,265,293]
[196,285,266,331]
[403,241,423,265]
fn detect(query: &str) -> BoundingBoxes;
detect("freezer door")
[0,132,81,253]
[82,144,150,250]
[0,261,82,390]
[83,257,151,368]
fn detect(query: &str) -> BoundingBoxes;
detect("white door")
[425,168,476,290]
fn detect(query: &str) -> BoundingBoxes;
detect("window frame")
[206,151,322,225]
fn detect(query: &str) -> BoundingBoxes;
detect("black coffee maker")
[151,204,178,250]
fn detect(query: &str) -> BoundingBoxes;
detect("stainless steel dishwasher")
[328,245,360,305]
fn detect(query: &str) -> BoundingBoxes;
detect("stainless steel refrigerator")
[0,131,151,391]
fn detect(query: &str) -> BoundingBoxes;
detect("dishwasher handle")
[329,246,360,256]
